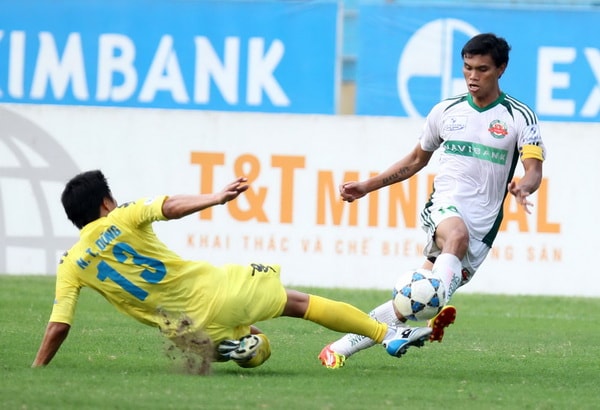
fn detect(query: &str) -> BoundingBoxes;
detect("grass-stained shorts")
[205,263,288,343]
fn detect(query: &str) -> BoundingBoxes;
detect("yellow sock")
[303,295,388,343]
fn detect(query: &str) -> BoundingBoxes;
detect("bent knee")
[436,218,470,255]
[282,290,309,317]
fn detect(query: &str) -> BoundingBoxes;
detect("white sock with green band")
[329,301,403,357]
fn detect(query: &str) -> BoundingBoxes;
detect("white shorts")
[420,202,491,288]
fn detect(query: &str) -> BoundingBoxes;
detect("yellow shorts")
[204,263,287,343]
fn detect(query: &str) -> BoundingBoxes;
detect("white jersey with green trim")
[419,92,545,246]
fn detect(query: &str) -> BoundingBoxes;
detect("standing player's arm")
[161,177,249,220]
[376,144,433,187]
[32,321,71,367]
[340,144,433,202]
[508,157,543,214]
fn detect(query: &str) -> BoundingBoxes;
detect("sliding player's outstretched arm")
[32,321,70,367]
[162,177,249,219]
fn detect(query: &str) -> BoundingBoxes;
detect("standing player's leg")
[283,291,432,364]
[319,300,403,367]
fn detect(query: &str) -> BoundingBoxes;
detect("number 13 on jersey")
[96,242,166,301]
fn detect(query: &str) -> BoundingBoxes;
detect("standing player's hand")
[219,177,249,204]
[339,181,367,203]
[508,181,534,214]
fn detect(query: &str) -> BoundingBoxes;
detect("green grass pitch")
[1,275,599,409]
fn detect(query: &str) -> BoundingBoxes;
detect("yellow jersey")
[50,196,285,341]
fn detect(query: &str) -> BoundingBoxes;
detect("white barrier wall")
[0,104,594,296]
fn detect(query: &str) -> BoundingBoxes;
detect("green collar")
[467,92,505,112]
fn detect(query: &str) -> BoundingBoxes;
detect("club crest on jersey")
[488,120,508,139]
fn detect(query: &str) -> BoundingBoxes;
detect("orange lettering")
[190,152,225,220]
[536,178,560,233]
[335,240,344,254]
[500,200,529,232]
[501,177,559,233]
[368,172,379,227]
[272,155,305,223]
[553,248,562,262]
[317,171,359,225]
[388,177,418,228]
[426,174,435,201]
[228,154,268,222]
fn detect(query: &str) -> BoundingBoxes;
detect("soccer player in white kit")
[319,33,546,368]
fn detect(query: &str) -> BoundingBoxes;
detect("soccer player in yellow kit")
[32,170,433,370]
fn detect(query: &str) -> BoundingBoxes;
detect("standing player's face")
[462,53,506,108]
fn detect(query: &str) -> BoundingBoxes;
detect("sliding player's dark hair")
[61,170,113,229]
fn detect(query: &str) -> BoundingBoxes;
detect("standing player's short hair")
[461,33,511,68]
[61,170,113,229]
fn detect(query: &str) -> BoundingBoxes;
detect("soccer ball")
[392,269,446,321]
